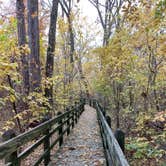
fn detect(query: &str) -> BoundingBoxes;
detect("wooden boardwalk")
[49,105,106,166]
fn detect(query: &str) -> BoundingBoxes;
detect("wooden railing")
[92,99,129,166]
[0,101,85,166]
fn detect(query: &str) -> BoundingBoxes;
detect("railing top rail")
[95,101,129,166]
[0,104,81,159]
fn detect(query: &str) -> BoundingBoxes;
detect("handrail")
[0,101,85,166]
[93,100,129,166]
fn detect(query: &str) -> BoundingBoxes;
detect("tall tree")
[89,0,124,46]
[59,0,75,101]
[60,0,75,65]
[16,0,29,95]
[45,0,59,107]
[27,0,41,92]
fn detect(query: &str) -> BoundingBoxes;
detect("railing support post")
[44,128,50,165]
[2,129,20,166]
[106,115,111,128]
[75,102,78,124]
[66,108,70,135]
[89,98,92,106]
[82,102,85,113]
[102,109,106,117]
[114,129,125,152]
[82,98,86,105]
[78,104,81,118]
[71,106,75,128]
[57,111,63,146]
[93,100,96,108]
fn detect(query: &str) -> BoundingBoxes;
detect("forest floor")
[49,105,106,166]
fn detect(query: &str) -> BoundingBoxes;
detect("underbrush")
[126,110,166,166]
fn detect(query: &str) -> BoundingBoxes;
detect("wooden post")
[57,111,63,146]
[66,108,70,135]
[99,104,106,117]
[114,129,125,152]
[78,104,81,118]
[2,129,20,166]
[82,98,86,105]
[75,102,78,124]
[89,99,92,106]
[106,115,111,128]
[44,129,50,165]
[71,106,75,128]
[80,98,83,104]
[102,109,106,117]
[93,100,96,108]
[81,101,84,113]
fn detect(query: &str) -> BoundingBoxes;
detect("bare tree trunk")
[27,0,41,92]
[103,0,109,46]
[67,12,75,84]
[129,81,134,111]
[16,0,29,95]
[60,0,75,82]
[77,54,89,98]
[89,0,124,46]
[154,86,160,111]
[45,0,59,107]
[116,84,120,129]
[113,81,121,129]
[68,16,74,64]
[145,31,160,111]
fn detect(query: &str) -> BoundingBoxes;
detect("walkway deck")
[49,105,106,166]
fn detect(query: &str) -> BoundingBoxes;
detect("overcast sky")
[1,0,99,24]
[79,0,98,22]
[1,0,103,44]
[78,0,103,45]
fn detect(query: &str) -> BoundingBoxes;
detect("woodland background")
[0,0,165,165]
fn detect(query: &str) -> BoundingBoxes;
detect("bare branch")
[59,0,69,17]
[88,0,105,28]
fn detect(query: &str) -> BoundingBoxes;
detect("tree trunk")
[68,16,74,64]
[129,81,134,111]
[67,15,75,84]
[45,0,59,107]
[113,81,121,129]
[103,0,109,46]
[60,0,75,83]
[146,47,160,111]
[116,87,120,129]
[16,0,29,95]
[77,54,89,98]
[27,0,41,92]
